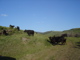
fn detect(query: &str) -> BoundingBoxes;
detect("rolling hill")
[0,26,80,60]
[63,28,80,33]
[42,28,80,37]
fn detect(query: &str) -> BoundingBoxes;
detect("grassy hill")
[42,28,80,37]
[63,28,80,34]
[0,26,80,60]
[42,31,62,36]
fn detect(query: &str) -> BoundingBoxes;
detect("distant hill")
[42,31,63,36]
[42,28,80,37]
[63,28,80,33]
[63,28,80,37]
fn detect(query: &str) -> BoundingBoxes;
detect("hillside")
[42,28,80,37]
[63,28,80,33]
[0,26,80,60]
[42,31,62,36]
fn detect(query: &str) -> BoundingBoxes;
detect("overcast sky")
[0,0,80,32]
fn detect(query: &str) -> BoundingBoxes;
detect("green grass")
[0,33,52,60]
[0,33,80,60]
[42,31,62,36]
[0,26,80,60]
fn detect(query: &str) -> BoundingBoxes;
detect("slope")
[0,26,80,60]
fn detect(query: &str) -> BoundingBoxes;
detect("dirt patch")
[22,37,30,44]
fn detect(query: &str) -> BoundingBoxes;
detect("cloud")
[0,14,8,16]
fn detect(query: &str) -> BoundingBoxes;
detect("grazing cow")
[61,38,66,44]
[3,30,8,35]
[49,36,56,44]
[49,35,66,45]
[16,26,20,31]
[24,30,34,36]
[9,25,14,28]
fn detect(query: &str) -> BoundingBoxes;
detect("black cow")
[61,38,66,45]
[9,25,14,28]
[3,30,8,35]
[49,35,66,45]
[16,26,20,31]
[49,36,56,44]
[24,30,34,36]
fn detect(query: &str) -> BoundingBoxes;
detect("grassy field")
[0,31,80,60]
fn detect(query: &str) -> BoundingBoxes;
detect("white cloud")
[0,14,8,16]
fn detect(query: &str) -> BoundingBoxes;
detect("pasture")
[0,31,80,60]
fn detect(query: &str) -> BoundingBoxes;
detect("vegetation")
[0,26,80,60]
[42,31,62,36]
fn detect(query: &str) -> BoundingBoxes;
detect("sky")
[0,0,80,32]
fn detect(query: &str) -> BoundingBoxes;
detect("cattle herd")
[1,25,75,45]
[0,25,35,36]
[0,25,20,35]
[9,25,20,31]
